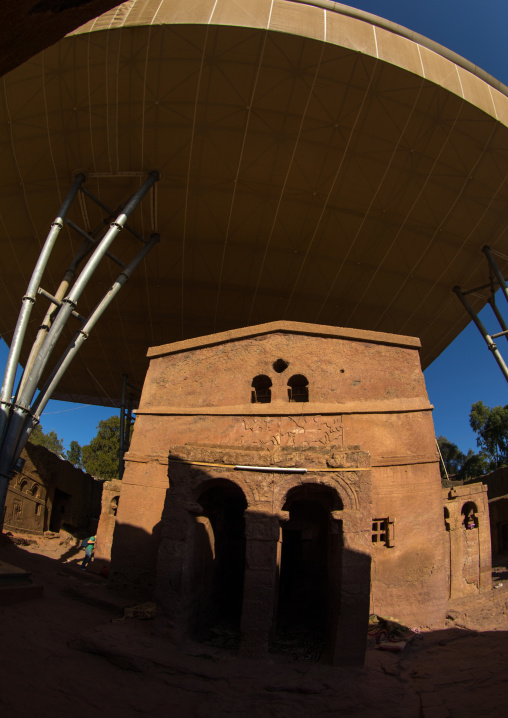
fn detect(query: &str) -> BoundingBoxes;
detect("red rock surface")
[2,531,508,717]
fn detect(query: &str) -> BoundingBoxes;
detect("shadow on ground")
[2,535,508,718]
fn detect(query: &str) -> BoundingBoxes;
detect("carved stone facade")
[90,479,122,575]
[109,321,448,665]
[442,483,492,598]
[2,442,101,535]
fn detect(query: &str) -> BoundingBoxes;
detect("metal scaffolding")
[0,171,160,518]
[454,246,508,383]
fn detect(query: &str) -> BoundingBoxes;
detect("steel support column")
[0,172,160,519]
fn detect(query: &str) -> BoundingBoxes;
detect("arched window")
[462,502,478,530]
[287,374,309,402]
[109,496,119,517]
[251,375,272,404]
[19,480,28,492]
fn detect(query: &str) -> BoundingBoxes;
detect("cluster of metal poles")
[0,171,160,518]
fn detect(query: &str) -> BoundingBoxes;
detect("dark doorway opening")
[499,522,508,553]
[274,484,342,661]
[49,488,71,532]
[191,481,247,647]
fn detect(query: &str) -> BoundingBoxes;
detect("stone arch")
[287,374,309,402]
[109,495,120,516]
[187,478,248,643]
[19,479,28,492]
[251,374,272,403]
[462,501,478,529]
[273,474,355,514]
[274,482,343,661]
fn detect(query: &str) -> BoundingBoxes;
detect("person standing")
[81,535,96,570]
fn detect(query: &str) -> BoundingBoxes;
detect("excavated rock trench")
[2,532,508,717]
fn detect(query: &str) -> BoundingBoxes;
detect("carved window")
[372,517,395,547]
[30,484,38,498]
[110,496,119,517]
[251,375,272,404]
[19,480,28,492]
[287,374,309,402]
[462,502,478,530]
[273,358,289,373]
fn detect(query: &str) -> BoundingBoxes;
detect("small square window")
[372,517,393,547]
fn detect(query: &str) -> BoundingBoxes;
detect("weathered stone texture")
[3,442,101,535]
[110,322,448,664]
[442,482,492,598]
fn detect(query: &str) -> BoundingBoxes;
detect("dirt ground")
[2,532,508,718]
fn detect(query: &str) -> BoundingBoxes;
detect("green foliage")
[459,449,490,480]
[437,435,465,478]
[66,440,83,469]
[29,423,64,455]
[438,402,508,482]
[81,415,122,479]
[470,401,508,469]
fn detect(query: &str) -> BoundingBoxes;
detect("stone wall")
[109,322,447,663]
[90,478,123,574]
[442,482,492,598]
[474,466,508,556]
[2,442,101,535]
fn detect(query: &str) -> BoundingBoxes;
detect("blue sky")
[1,0,508,454]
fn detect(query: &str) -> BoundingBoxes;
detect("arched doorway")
[275,484,343,660]
[190,480,247,644]
[461,501,480,589]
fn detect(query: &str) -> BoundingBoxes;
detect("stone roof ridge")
[147,320,421,358]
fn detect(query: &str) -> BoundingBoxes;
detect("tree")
[436,436,465,478]
[66,440,83,469]
[469,401,508,470]
[29,423,64,455]
[459,449,490,480]
[81,416,122,479]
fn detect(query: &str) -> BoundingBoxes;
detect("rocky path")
[1,533,508,717]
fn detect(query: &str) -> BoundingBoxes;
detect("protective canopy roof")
[2,0,508,406]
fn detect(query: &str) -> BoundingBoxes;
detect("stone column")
[478,487,492,592]
[239,510,280,657]
[448,513,464,599]
[330,509,371,667]
[154,498,197,645]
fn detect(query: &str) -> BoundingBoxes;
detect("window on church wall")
[287,374,309,402]
[110,496,119,516]
[462,502,478,530]
[372,517,395,547]
[251,375,272,404]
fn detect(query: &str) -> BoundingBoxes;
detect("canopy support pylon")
[0,172,160,520]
